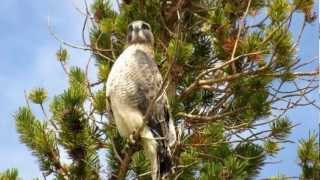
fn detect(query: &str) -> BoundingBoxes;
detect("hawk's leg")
[129,129,142,145]
[129,132,136,144]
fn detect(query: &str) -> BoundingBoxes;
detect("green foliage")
[230,76,271,124]
[93,89,106,114]
[269,0,290,23]
[99,18,114,33]
[200,156,249,179]
[241,32,264,56]
[293,0,316,22]
[130,151,149,179]
[69,67,87,86]
[298,132,320,179]
[56,47,68,62]
[270,117,292,140]
[168,40,193,64]
[49,86,99,179]
[0,168,20,180]
[97,61,110,82]
[267,27,294,70]
[28,87,48,104]
[106,131,126,176]
[91,0,116,23]
[203,122,225,144]
[234,143,265,177]
[223,156,249,178]
[264,139,280,156]
[178,147,200,179]
[15,107,59,175]
[293,0,314,10]
[268,173,287,180]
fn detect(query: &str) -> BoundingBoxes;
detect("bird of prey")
[106,20,176,180]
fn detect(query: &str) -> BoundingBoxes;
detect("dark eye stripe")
[142,23,149,30]
[128,25,133,32]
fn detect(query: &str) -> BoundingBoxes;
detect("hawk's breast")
[106,45,163,137]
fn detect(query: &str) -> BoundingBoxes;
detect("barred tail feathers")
[159,146,173,177]
[141,126,173,180]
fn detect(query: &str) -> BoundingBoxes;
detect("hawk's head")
[127,20,154,45]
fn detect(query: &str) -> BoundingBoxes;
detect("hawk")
[106,20,177,180]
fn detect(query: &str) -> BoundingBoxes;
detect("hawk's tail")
[158,145,174,178]
[141,126,175,180]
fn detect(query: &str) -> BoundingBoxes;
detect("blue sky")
[0,0,318,179]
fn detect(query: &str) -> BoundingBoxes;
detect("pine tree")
[14,0,318,179]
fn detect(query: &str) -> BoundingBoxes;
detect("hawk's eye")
[142,23,149,30]
[128,25,133,32]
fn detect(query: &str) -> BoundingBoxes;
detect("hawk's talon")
[129,134,136,144]
[129,130,139,144]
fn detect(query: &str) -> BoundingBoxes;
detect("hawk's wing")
[133,50,169,142]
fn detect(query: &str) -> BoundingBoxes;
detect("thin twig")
[40,103,58,130]
[230,0,252,72]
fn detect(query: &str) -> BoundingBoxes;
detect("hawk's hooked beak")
[133,27,140,33]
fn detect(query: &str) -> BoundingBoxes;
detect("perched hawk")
[106,20,177,180]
